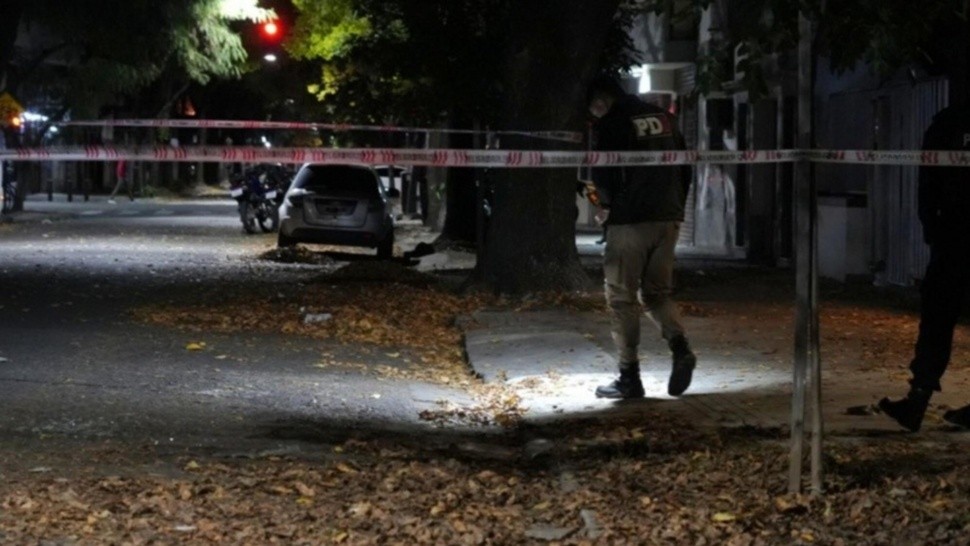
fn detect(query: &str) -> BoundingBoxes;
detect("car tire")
[377,231,394,260]
[277,232,297,248]
[259,203,279,233]
[241,203,258,234]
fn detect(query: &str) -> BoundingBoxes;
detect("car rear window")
[375,167,405,178]
[293,165,381,196]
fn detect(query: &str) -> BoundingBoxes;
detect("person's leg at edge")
[597,224,646,399]
[641,221,695,396]
[107,177,123,204]
[881,241,969,431]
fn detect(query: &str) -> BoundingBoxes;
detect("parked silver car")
[277,164,397,258]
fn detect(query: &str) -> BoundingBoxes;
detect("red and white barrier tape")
[804,150,970,166]
[0,147,801,166]
[6,147,970,167]
[60,119,583,143]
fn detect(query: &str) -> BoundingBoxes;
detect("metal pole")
[810,193,823,494]
[789,180,808,493]
[789,10,815,494]
[802,13,824,496]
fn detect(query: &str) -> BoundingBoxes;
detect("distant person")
[412,165,430,222]
[107,159,133,203]
[880,104,970,431]
[586,75,696,399]
[575,180,608,244]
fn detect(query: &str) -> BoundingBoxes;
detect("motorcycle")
[230,167,281,234]
[258,164,294,205]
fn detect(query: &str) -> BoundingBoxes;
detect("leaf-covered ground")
[133,261,486,386]
[2,415,968,545]
[130,261,605,427]
[7,261,969,544]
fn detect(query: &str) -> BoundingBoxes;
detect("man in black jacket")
[880,104,970,431]
[586,76,696,399]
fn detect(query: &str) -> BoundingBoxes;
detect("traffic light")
[261,20,281,40]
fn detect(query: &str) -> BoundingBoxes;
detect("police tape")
[61,119,583,143]
[3,147,970,167]
[804,149,970,166]
[0,146,799,166]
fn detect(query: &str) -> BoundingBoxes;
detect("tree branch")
[156,81,190,119]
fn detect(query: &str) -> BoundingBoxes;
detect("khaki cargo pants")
[604,220,686,365]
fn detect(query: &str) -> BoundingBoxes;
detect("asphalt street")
[0,196,476,461]
[7,194,965,474]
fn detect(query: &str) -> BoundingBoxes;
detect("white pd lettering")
[633,115,666,137]
[963,133,970,147]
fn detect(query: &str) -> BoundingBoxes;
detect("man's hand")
[594,208,610,226]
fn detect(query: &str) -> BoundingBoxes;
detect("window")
[294,165,380,197]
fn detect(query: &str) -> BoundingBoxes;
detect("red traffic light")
[261,20,280,39]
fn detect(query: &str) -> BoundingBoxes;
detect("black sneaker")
[943,404,970,428]
[668,336,696,397]
[595,371,644,399]
[878,388,932,432]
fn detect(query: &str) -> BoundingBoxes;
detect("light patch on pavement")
[504,364,791,419]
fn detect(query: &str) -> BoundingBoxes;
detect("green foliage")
[818,0,958,76]
[638,0,966,99]
[599,4,645,75]
[172,0,262,85]
[288,0,637,127]
[288,0,375,64]
[12,0,271,117]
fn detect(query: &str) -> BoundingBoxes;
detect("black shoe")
[668,335,696,397]
[596,367,644,399]
[878,388,932,432]
[943,404,970,428]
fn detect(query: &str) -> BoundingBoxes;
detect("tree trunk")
[476,0,621,293]
[442,167,478,243]
[440,118,479,244]
[0,0,24,91]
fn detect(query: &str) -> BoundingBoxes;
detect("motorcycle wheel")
[241,202,258,234]
[258,202,279,233]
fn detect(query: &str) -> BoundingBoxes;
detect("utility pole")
[789,9,822,495]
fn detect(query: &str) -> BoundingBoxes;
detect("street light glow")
[263,53,278,62]
[22,111,49,122]
[638,65,652,94]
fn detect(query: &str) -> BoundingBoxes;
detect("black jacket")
[919,105,970,244]
[591,94,692,224]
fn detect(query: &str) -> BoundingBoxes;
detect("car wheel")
[377,231,394,259]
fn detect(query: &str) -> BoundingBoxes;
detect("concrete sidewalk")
[462,307,970,438]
